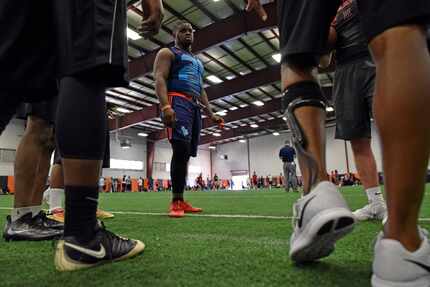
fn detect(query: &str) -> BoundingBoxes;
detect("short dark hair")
[173,21,193,34]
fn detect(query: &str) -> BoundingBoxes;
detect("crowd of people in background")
[329,170,362,187]
[94,169,376,194]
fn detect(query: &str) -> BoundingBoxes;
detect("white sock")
[42,188,50,204]
[366,186,384,203]
[11,206,37,222]
[49,188,64,211]
[30,206,42,217]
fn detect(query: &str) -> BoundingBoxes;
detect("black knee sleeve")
[282,81,327,113]
[55,76,107,160]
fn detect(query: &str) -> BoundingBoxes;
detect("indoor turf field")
[1,186,429,287]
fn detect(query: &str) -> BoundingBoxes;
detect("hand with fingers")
[162,106,176,128]
[140,0,164,38]
[211,115,224,129]
[245,0,268,21]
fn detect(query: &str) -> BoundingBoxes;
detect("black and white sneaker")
[55,222,145,271]
[33,211,64,230]
[3,213,63,241]
[289,181,355,263]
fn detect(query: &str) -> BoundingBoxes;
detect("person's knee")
[172,140,191,163]
[369,25,427,62]
[26,116,54,152]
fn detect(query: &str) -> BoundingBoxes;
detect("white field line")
[0,207,429,222]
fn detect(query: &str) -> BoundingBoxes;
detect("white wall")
[0,119,25,175]
[152,139,211,182]
[211,140,249,179]
[102,129,147,178]
[211,122,392,179]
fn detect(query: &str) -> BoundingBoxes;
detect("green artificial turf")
[0,186,429,287]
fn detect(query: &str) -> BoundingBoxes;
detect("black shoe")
[33,211,64,230]
[55,222,145,271]
[3,213,63,242]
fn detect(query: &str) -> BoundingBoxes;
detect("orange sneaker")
[169,201,185,218]
[47,208,65,223]
[181,201,203,213]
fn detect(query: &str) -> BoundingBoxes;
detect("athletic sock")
[49,188,64,211]
[11,206,37,222]
[64,186,99,242]
[172,193,184,202]
[366,186,384,203]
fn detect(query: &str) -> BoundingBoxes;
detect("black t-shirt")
[333,0,371,65]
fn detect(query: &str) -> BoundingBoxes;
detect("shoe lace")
[98,221,129,242]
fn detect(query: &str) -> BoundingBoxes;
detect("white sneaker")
[289,181,355,263]
[353,201,387,221]
[372,228,430,287]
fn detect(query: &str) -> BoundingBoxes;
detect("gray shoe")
[372,228,430,287]
[353,201,387,222]
[289,181,355,263]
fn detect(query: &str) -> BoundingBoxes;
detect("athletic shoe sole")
[54,239,145,272]
[372,274,430,287]
[290,207,355,263]
[3,232,62,242]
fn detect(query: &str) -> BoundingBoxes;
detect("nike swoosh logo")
[298,195,317,228]
[405,259,430,272]
[64,242,106,259]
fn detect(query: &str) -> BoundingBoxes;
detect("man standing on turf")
[279,141,298,192]
[0,0,163,271]
[247,0,430,285]
[154,21,224,218]
[327,0,387,222]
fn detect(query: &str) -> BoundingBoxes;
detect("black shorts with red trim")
[278,0,430,62]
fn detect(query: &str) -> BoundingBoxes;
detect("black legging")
[170,140,191,196]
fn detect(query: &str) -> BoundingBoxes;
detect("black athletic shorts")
[0,0,128,109]
[16,97,59,125]
[334,58,375,140]
[278,0,430,63]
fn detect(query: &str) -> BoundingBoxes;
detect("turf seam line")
[1,207,428,221]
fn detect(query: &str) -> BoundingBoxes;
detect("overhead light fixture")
[239,104,248,108]
[116,107,132,113]
[229,106,239,111]
[127,27,141,40]
[250,123,259,128]
[326,106,335,112]
[252,100,264,106]
[216,110,228,116]
[207,75,223,84]
[239,139,246,143]
[137,132,148,137]
[282,116,287,121]
[213,132,221,137]
[272,53,281,63]
[209,146,216,150]
[226,75,235,80]
[273,132,280,136]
